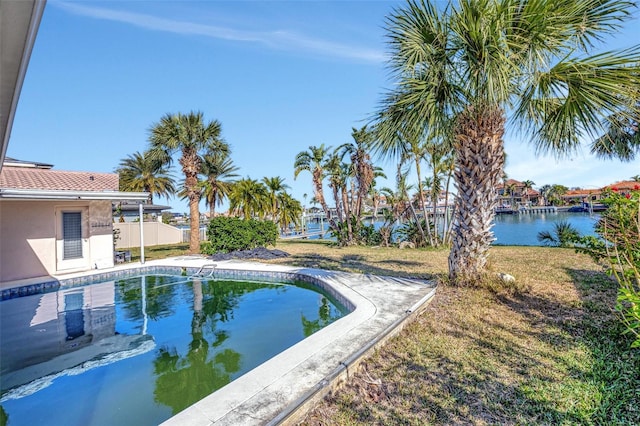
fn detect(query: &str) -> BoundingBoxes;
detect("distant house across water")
[495,179,541,208]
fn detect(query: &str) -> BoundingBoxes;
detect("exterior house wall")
[89,201,116,269]
[0,200,115,284]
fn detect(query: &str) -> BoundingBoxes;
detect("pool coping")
[1,256,437,425]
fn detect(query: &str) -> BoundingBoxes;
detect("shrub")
[576,187,640,348]
[326,216,383,247]
[537,220,581,247]
[396,219,431,247]
[202,217,277,254]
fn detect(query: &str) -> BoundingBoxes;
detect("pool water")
[0,275,348,426]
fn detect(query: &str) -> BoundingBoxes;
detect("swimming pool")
[0,270,349,426]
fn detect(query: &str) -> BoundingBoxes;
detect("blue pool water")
[0,274,348,426]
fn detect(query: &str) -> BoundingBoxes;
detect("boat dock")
[496,206,558,214]
[279,230,327,240]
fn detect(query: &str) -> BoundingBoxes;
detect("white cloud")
[53,1,385,63]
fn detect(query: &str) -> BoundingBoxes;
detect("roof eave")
[1,0,47,172]
[0,189,149,201]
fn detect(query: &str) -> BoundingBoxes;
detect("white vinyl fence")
[114,222,184,249]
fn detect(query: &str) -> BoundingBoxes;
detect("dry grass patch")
[268,242,640,425]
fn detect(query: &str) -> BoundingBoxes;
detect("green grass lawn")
[135,240,640,424]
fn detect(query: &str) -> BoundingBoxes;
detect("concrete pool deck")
[153,256,437,426]
[1,256,437,425]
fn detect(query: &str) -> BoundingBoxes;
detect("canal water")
[492,211,598,246]
[305,211,600,246]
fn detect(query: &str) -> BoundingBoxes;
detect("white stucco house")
[0,158,148,285]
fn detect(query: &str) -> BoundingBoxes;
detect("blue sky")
[8,0,640,213]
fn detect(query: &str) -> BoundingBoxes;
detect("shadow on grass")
[564,268,640,423]
[486,268,640,424]
[324,298,591,425]
[308,267,639,425]
[281,252,435,280]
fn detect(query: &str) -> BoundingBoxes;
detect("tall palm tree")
[373,128,433,245]
[199,151,238,218]
[378,0,640,283]
[116,150,175,204]
[276,192,303,233]
[337,126,376,219]
[262,176,290,220]
[540,184,569,206]
[228,178,269,220]
[294,144,332,226]
[521,180,536,206]
[424,140,453,247]
[324,150,351,242]
[149,111,226,253]
[506,182,518,209]
[368,166,388,224]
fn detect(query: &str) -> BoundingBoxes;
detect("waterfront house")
[495,179,541,208]
[561,188,604,206]
[0,158,148,285]
[602,180,639,197]
[561,181,638,206]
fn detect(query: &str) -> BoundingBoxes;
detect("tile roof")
[564,189,601,196]
[0,167,119,191]
[603,181,640,191]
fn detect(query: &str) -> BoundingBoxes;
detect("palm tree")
[631,175,640,183]
[337,126,376,219]
[149,111,226,253]
[116,150,176,204]
[276,192,303,233]
[324,150,351,243]
[200,151,238,218]
[294,144,332,228]
[373,129,433,245]
[591,101,640,161]
[262,176,290,221]
[537,220,581,247]
[368,166,388,225]
[228,178,268,220]
[540,184,569,206]
[506,182,517,209]
[521,180,536,206]
[377,0,640,283]
[424,141,453,247]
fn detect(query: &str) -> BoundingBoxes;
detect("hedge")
[201,216,278,254]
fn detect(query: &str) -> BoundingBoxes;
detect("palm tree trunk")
[431,166,440,247]
[448,105,505,284]
[415,160,433,246]
[188,191,201,253]
[331,184,343,223]
[443,168,453,245]
[403,188,425,243]
[371,195,379,226]
[341,186,354,244]
[312,173,336,233]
